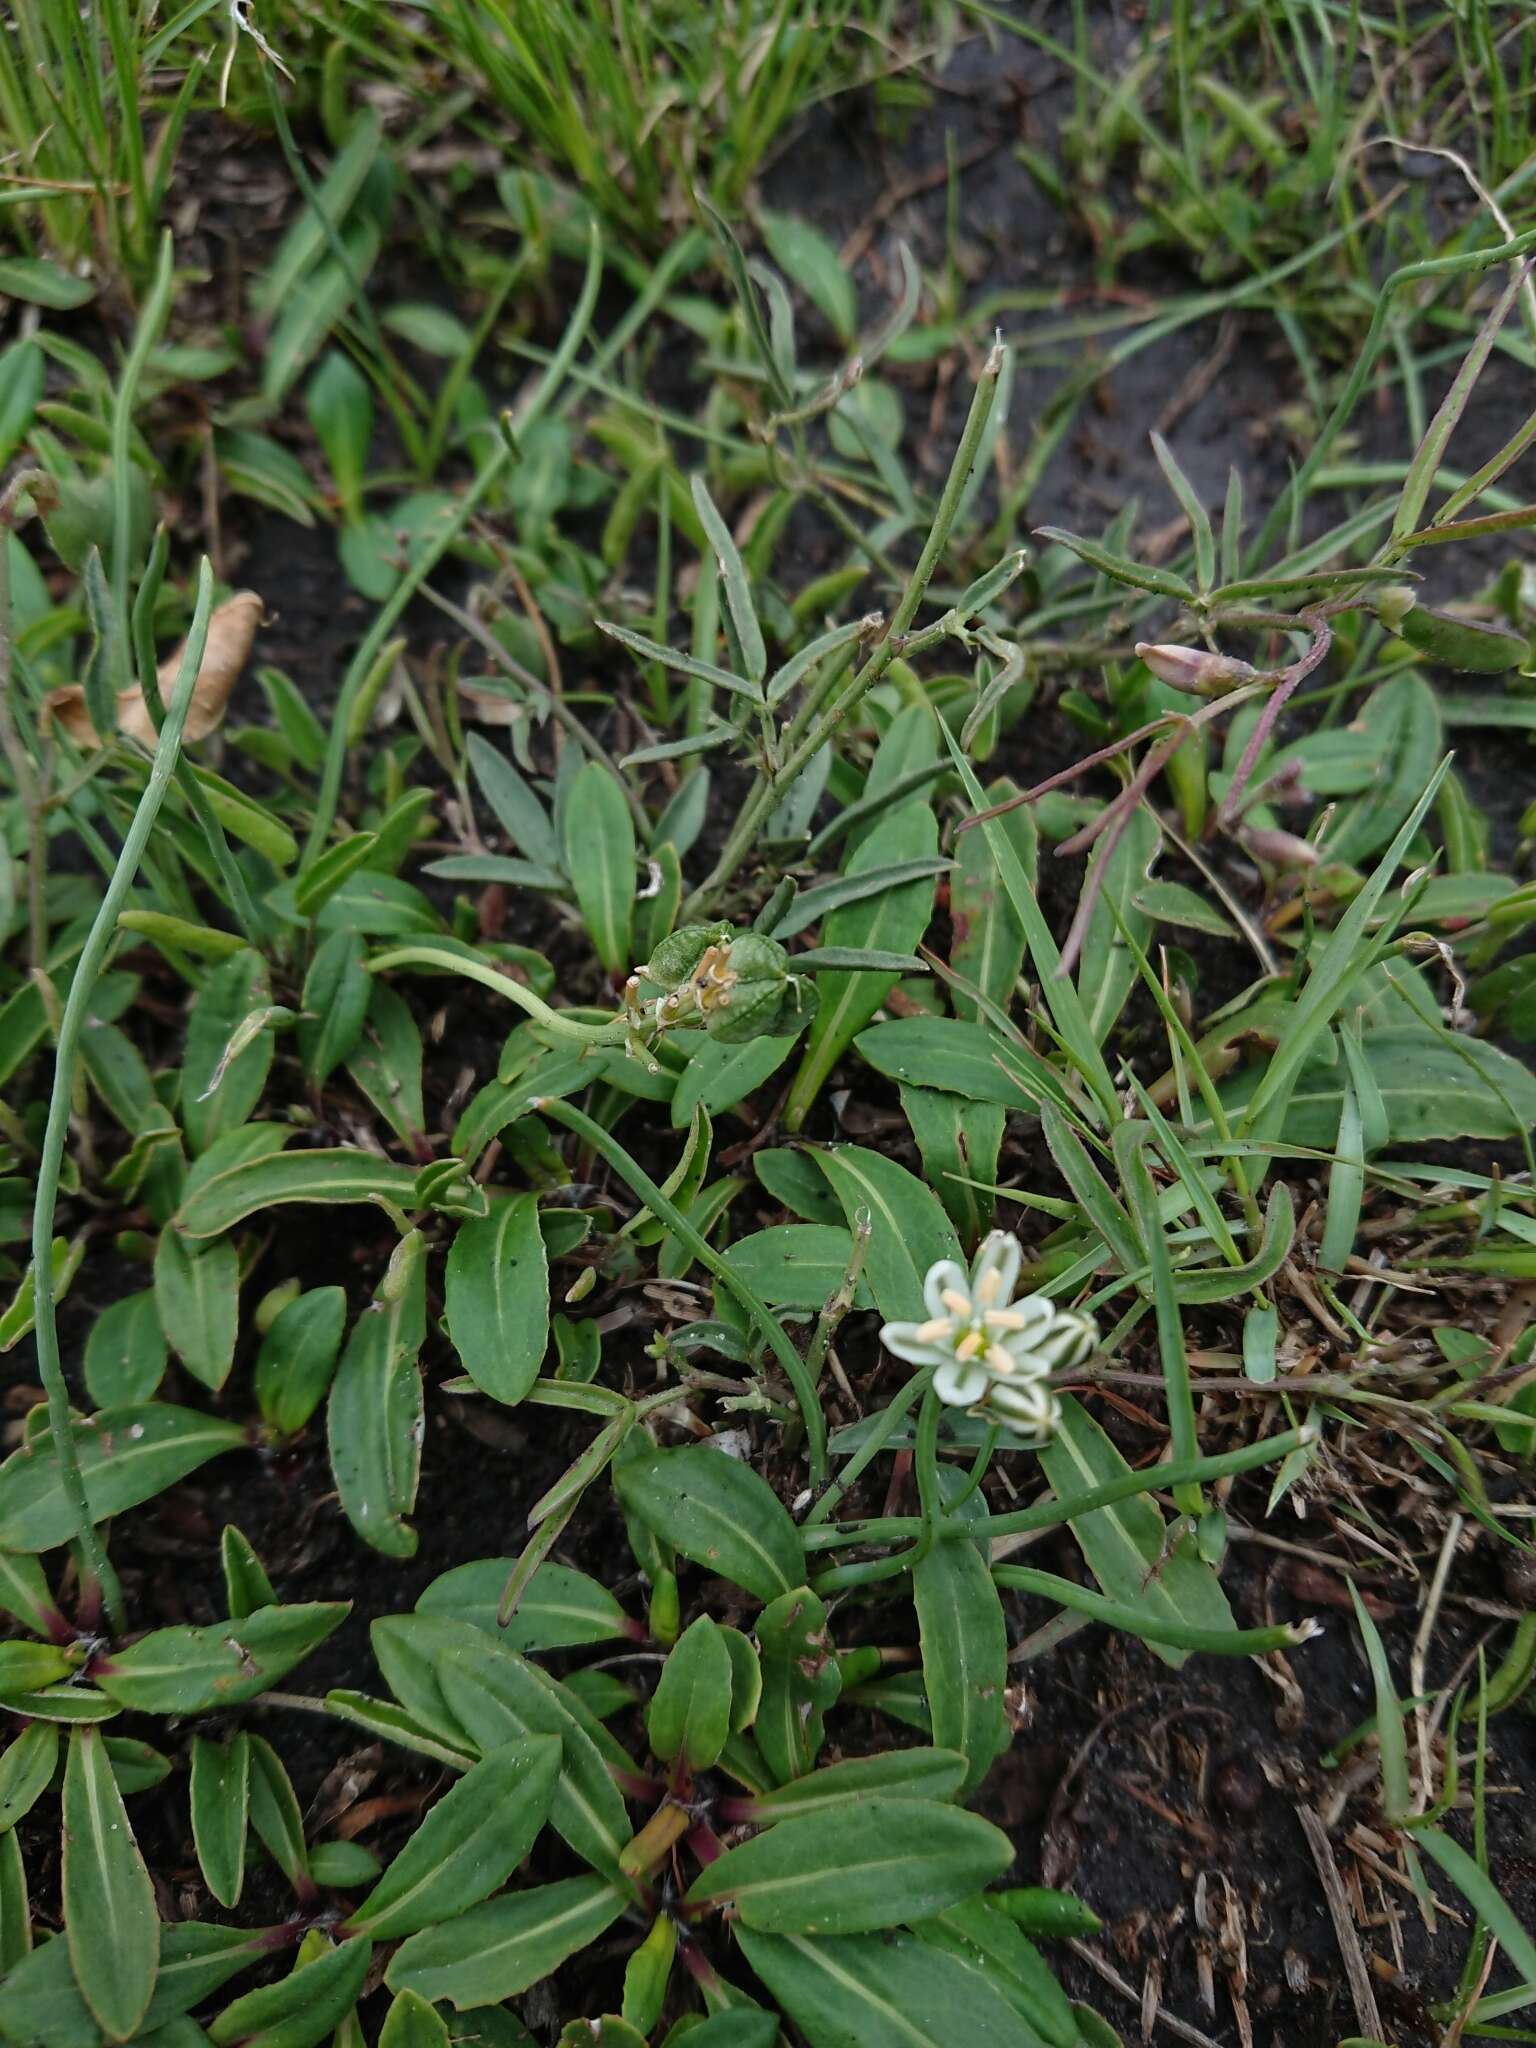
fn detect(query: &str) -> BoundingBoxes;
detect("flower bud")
[1240,825,1320,871]
[1136,641,1258,695]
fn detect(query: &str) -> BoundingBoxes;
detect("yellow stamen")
[984,1307,1029,1332]
[986,1345,1017,1375]
[913,1317,953,1344]
[954,1330,985,1362]
[941,1287,972,1318]
[974,1266,1003,1306]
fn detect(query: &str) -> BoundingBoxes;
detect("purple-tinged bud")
[1240,825,1321,871]
[1136,642,1258,694]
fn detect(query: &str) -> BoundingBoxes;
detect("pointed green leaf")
[787,803,939,1121]
[190,1736,250,1909]
[327,1232,427,1558]
[1037,1397,1233,1671]
[417,1556,630,1650]
[93,1604,349,1713]
[434,1638,633,1884]
[753,1585,838,1786]
[741,1749,967,1823]
[0,1551,63,1636]
[246,1736,312,1896]
[690,478,766,686]
[298,931,372,1085]
[83,1289,167,1407]
[563,762,634,975]
[254,1287,347,1438]
[0,1923,266,2048]
[346,982,426,1146]
[467,734,560,869]
[916,1895,1077,2047]
[386,1876,627,2011]
[689,1801,1012,1932]
[647,1616,733,1772]
[444,1197,549,1406]
[914,1531,1009,1796]
[738,1926,1042,2048]
[814,1144,962,1324]
[345,1739,559,1939]
[0,1405,246,1552]
[154,1231,240,1392]
[0,1826,27,1974]
[379,1988,451,2048]
[182,950,275,1154]
[0,1723,59,1835]
[0,1643,70,1695]
[173,1148,423,1239]
[614,1444,802,1604]
[207,1933,372,2047]
[721,1224,874,1310]
[63,1726,159,2040]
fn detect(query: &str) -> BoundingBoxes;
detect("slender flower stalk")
[29,562,216,1634]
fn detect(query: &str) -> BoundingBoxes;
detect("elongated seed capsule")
[1375,588,1528,673]
[992,1885,1103,1938]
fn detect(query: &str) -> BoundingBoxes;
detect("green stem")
[0,477,48,973]
[30,560,214,1635]
[367,945,631,1044]
[535,1098,828,1485]
[991,1565,1318,1655]
[803,1369,928,1527]
[1248,223,1536,570]
[111,232,175,676]
[681,339,1005,921]
[911,1386,943,1566]
[801,1421,1318,1551]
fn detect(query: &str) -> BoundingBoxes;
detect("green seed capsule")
[644,921,732,989]
[648,1567,680,1646]
[1388,601,1528,674]
[835,1645,883,1687]
[620,1914,678,2038]
[992,1885,1103,1938]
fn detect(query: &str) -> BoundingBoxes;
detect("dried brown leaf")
[42,591,264,751]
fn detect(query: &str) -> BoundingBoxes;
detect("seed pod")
[992,1885,1103,1938]
[1380,596,1528,674]
[642,920,733,990]
[647,1568,680,1646]
[835,1645,883,1687]
[708,932,812,1044]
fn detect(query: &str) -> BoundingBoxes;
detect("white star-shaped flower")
[879,1230,1096,1443]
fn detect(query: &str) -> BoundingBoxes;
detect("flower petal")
[923,1259,971,1322]
[989,1378,1060,1437]
[992,1296,1056,1350]
[934,1358,991,1408]
[880,1322,955,1368]
[1026,1315,1097,1370]
[969,1230,1022,1308]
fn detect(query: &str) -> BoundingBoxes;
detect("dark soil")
[5,21,1536,2048]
